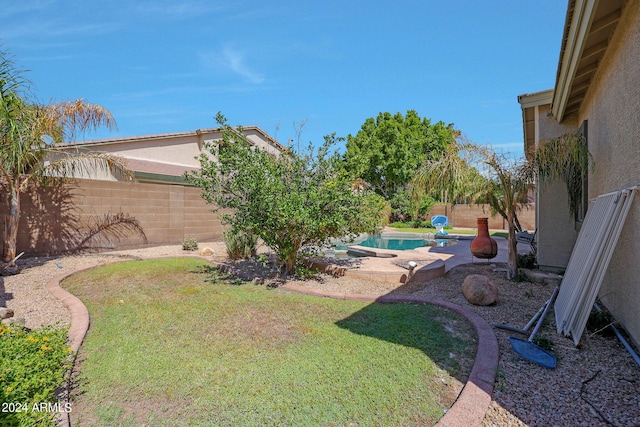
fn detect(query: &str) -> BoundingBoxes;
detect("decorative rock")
[0,307,15,319]
[199,247,214,256]
[2,317,25,327]
[522,269,562,285]
[462,274,498,306]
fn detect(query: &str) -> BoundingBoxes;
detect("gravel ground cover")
[2,241,639,426]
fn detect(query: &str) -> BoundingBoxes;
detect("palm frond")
[43,99,117,143]
[529,132,593,216]
[28,149,134,188]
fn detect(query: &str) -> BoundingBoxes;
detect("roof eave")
[552,0,599,122]
[518,90,554,160]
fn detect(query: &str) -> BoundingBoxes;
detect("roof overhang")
[518,89,554,160]
[552,0,624,122]
[124,158,199,184]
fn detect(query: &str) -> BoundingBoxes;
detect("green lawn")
[63,258,475,426]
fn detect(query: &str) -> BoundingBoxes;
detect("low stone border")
[46,270,93,427]
[48,258,498,427]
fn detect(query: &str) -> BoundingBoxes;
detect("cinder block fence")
[1,179,225,256]
[0,180,535,257]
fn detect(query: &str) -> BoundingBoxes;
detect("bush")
[389,188,436,223]
[294,260,319,280]
[186,114,385,275]
[224,227,258,260]
[0,323,72,427]
[388,220,437,229]
[517,253,536,269]
[181,237,198,251]
[411,220,433,228]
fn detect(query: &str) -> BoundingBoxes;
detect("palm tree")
[1,49,131,270]
[412,139,531,277]
[412,134,592,278]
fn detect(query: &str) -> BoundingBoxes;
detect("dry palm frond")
[43,99,117,142]
[33,149,134,187]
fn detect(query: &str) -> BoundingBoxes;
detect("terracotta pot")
[471,218,498,259]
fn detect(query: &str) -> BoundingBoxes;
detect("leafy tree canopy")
[343,110,458,199]
[186,113,385,276]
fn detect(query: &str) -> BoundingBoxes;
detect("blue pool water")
[334,234,455,251]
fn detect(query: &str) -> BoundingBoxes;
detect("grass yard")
[63,258,475,426]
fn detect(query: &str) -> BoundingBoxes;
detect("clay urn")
[471,218,498,259]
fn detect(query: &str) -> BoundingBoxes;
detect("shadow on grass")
[334,300,476,382]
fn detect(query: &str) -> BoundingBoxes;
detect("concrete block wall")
[1,179,225,256]
[426,203,536,231]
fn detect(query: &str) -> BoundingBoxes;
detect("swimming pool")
[333,233,456,252]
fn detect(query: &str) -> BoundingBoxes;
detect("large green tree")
[344,110,458,199]
[186,113,385,277]
[0,49,130,270]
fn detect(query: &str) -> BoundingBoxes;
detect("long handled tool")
[494,296,551,335]
[508,286,559,369]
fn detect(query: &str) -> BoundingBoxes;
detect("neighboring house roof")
[552,0,624,121]
[59,125,285,184]
[65,125,287,153]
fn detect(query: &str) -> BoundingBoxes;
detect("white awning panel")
[554,186,637,345]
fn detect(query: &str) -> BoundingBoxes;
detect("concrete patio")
[310,233,533,284]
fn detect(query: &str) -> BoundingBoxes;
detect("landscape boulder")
[462,274,498,306]
[0,307,14,319]
[199,247,215,256]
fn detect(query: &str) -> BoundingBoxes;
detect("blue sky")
[3,1,567,158]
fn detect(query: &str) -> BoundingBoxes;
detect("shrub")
[181,237,198,251]
[388,220,437,229]
[186,114,385,275]
[294,260,319,280]
[517,253,536,269]
[389,188,436,223]
[411,220,433,228]
[0,323,72,427]
[224,227,258,260]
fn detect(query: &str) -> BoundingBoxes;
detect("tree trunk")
[2,186,20,266]
[506,210,518,278]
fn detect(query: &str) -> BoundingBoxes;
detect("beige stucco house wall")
[60,126,284,183]
[518,92,577,271]
[519,0,640,345]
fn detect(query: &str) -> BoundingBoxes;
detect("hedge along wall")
[426,203,536,230]
[0,178,226,257]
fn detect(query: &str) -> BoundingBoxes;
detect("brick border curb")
[46,266,98,427]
